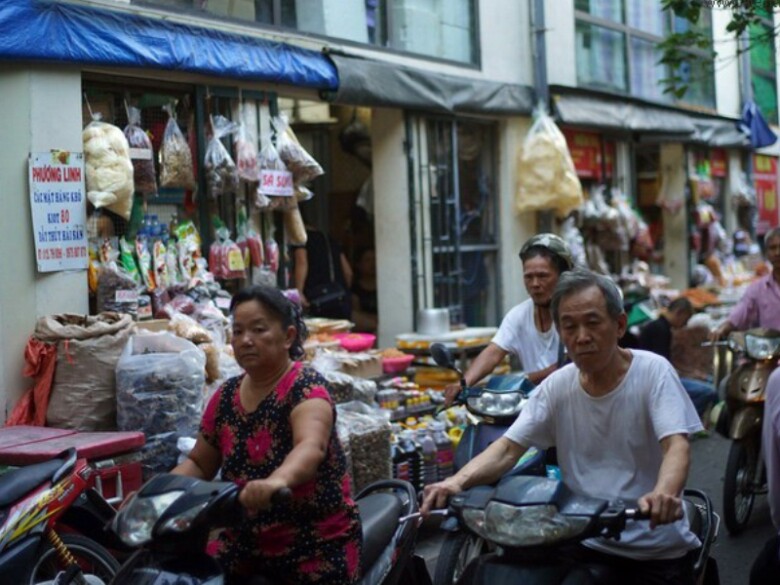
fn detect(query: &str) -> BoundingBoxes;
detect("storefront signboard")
[563,129,601,179]
[28,151,88,272]
[710,149,727,178]
[754,154,779,235]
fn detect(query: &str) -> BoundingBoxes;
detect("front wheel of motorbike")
[433,531,490,585]
[723,439,757,536]
[29,533,120,584]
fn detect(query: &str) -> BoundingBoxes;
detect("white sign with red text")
[29,151,89,272]
[259,168,294,196]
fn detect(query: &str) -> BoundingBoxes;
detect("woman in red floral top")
[173,285,362,584]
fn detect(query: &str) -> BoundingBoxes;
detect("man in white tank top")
[444,233,574,405]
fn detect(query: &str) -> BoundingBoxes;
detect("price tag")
[259,169,294,196]
[115,290,139,303]
[216,297,231,309]
[129,148,153,161]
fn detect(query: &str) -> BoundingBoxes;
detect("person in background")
[751,367,780,584]
[423,269,703,584]
[638,297,717,420]
[711,226,780,339]
[443,233,574,406]
[351,247,378,333]
[293,227,353,320]
[173,285,361,583]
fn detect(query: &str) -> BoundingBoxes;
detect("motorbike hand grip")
[271,487,293,505]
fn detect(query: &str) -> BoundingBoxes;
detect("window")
[575,2,715,108]
[135,0,478,64]
[749,9,778,125]
[407,117,499,328]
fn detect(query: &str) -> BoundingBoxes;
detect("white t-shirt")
[504,350,703,560]
[492,299,559,372]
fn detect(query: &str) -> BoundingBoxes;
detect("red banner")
[754,154,779,235]
[711,148,727,177]
[563,129,602,179]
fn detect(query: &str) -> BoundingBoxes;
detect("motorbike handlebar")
[271,487,292,505]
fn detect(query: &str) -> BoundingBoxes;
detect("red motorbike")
[0,447,120,584]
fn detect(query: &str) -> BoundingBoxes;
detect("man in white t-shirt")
[443,233,574,405]
[423,269,703,584]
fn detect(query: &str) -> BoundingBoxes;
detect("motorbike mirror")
[430,342,457,370]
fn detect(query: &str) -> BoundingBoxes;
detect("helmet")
[519,233,574,271]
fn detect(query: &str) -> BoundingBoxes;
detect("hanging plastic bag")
[159,103,196,190]
[83,113,135,220]
[274,114,324,184]
[257,125,295,210]
[119,238,142,286]
[123,104,158,196]
[515,105,583,218]
[166,242,183,285]
[235,116,259,182]
[153,240,170,289]
[216,225,246,280]
[136,236,156,290]
[204,115,240,198]
[208,237,225,280]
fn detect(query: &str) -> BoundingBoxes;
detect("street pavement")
[415,433,776,584]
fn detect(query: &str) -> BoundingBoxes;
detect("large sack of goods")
[516,108,583,218]
[116,333,205,476]
[40,313,134,431]
[83,116,135,220]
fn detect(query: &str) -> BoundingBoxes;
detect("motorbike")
[442,475,720,585]
[713,327,780,535]
[0,447,120,584]
[429,342,548,585]
[108,473,432,584]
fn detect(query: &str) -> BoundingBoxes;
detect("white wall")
[712,8,741,119]
[0,67,88,418]
[543,0,577,87]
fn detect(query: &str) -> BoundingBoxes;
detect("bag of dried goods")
[153,240,169,289]
[159,103,196,190]
[83,114,135,220]
[274,114,324,184]
[123,105,157,196]
[257,127,294,210]
[135,236,156,290]
[214,225,246,280]
[204,115,240,198]
[516,106,583,218]
[40,312,134,431]
[116,333,205,475]
[335,401,391,493]
[235,116,258,182]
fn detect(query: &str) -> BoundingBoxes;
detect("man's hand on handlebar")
[708,322,733,343]
[443,383,463,407]
[638,491,684,529]
[420,477,464,517]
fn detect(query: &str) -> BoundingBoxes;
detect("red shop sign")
[563,129,601,179]
[710,148,727,178]
[754,154,779,235]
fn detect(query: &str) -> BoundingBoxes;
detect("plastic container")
[430,421,454,481]
[382,353,415,374]
[333,333,376,352]
[398,430,423,492]
[417,429,438,486]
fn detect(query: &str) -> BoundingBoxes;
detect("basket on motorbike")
[0,425,145,506]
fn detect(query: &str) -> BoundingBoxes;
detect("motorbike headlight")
[114,490,185,547]
[745,334,780,360]
[159,500,210,534]
[467,392,525,417]
[462,502,590,547]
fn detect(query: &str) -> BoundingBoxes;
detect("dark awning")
[0,0,338,89]
[323,53,535,115]
[552,88,750,148]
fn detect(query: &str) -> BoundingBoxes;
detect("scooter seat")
[0,457,63,508]
[357,492,403,574]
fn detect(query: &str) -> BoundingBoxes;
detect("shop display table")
[0,426,145,505]
[396,326,496,370]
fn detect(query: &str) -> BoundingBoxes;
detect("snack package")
[83,113,135,220]
[153,240,170,289]
[257,127,294,210]
[96,263,139,318]
[165,242,183,285]
[235,117,259,182]
[135,236,156,290]
[515,106,583,218]
[208,238,225,280]
[213,226,246,280]
[204,115,240,198]
[274,114,324,184]
[159,103,196,190]
[119,238,142,286]
[123,105,157,196]
[246,228,264,268]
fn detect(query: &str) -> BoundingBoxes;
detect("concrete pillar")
[0,67,88,419]
[371,108,414,349]
[660,143,689,290]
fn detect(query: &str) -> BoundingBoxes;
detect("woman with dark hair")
[173,285,362,584]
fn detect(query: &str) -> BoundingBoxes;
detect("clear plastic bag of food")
[83,113,135,220]
[119,237,142,286]
[123,105,157,196]
[152,240,169,289]
[135,236,156,290]
[159,103,196,190]
[204,115,240,198]
[214,226,246,280]
[274,114,324,184]
[257,126,295,209]
[235,117,258,182]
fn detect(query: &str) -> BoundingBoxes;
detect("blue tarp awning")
[0,0,338,90]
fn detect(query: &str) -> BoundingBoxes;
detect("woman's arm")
[171,434,222,480]
[351,292,378,333]
[340,252,353,289]
[239,399,333,511]
[293,247,309,307]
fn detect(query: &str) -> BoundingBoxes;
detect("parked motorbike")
[442,475,720,585]
[0,447,120,584]
[109,473,432,584]
[714,327,780,535]
[429,342,548,585]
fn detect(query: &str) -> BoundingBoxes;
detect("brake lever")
[398,509,449,523]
